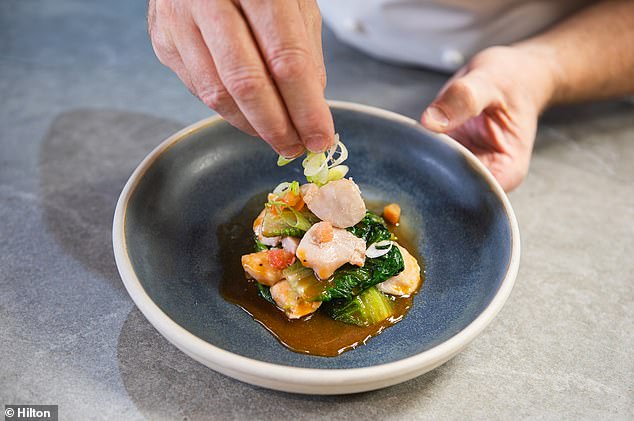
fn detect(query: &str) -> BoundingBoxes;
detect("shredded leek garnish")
[302,152,327,177]
[277,155,296,166]
[273,182,291,195]
[366,240,394,259]
[326,165,349,182]
[289,181,300,195]
[276,134,349,186]
[272,180,301,196]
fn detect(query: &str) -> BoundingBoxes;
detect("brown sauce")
[218,193,424,357]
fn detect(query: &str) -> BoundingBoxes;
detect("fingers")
[169,6,257,135]
[449,120,525,192]
[241,0,334,152]
[194,1,304,158]
[297,0,327,90]
[158,49,196,97]
[150,0,331,156]
[149,0,194,93]
[421,70,503,133]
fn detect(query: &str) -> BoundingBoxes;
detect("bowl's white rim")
[112,100,520,392]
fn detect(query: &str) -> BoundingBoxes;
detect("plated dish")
[230,139,424,356]
[113,101,520,394]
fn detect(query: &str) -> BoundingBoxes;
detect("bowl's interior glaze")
[125,107,511,369]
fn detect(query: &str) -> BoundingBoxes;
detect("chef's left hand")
[421,46,555,191]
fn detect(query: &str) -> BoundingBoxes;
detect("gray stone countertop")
[1,1,632,420]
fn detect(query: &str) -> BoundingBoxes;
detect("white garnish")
[273,182,291,195]
[327,136,347,169]
[327,165,349,181]
[366,240,393,259]
[302,152,328,177]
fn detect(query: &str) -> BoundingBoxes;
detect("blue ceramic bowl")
[113,101,520,394]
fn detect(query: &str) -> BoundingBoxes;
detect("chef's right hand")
[148,0,334,157]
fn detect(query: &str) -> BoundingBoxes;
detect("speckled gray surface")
[1,1,632,420]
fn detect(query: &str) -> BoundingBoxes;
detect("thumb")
[421,70,500,132]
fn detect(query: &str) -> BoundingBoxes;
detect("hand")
[421,46,555,191]
[148,0,334,157]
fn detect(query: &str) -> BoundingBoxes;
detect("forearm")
[514,0,634,108]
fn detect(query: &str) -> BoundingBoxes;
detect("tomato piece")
[268,248,296,269]
[293,198,305,211]
[282,190,301,207]
[383,203,401,225]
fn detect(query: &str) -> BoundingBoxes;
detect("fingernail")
[424,106,449,128]
[304,133,331,153]
[279,144,305,159]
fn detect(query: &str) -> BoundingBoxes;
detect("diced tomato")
[293,197,305,211]
[268,248,296,269]
[282,190,301,207]
[383,203,401,225]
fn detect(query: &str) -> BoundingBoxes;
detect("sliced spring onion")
[366,240,393,259]
[273,182,291,195]
[278,135,349,187]
[277,155,297,166]
[272,180,300,197]
[307,165,329,185]
[302,152,327,177]
[323,140,337,163]
[289,181,300,195]
[281,209,312,232]
[266,199,287,208]
[327,165,349,182]
[265,199,286,215]
[326,136,347,169]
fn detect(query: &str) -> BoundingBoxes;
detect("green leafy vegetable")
[283,261,327,301]
[347,211,392,245]
[261,186,318,238]
[314,211,404,301]
[253,237,270,252]
[316,266,371,302]
[325,286,394,326]
[363,245,404,286]
[261,208,315,238]
[317,245,404,301]
[256,283,276,305]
